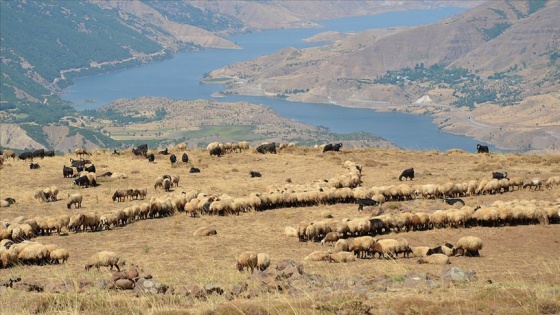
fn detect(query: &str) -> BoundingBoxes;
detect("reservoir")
[61,8,496,152]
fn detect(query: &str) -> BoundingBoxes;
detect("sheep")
[304,250,332,262]
[257,253,271,271]
[49,186,59,201]
[348,236,377,259]
[453,236,483,257]
[67,193,83,209]
[49,248,69,264]
[373,238,410,259]
[320,231,339,247]
[411,246,434,258]
[236,251,258,273]
[111,172,128,179]
[334,239,350,253]
[417,254,451,265]
[523,178,542,190]
[329,251,357,263]
[34,190,48,203]
[17,243,49,265]
[112,190,127,202]
[172,175,180,187]
[193,227,217,236]
[85,251,123,271]
[163,178,172,192]
[545,176,560,189]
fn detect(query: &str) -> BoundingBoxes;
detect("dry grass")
[1,148,560,314]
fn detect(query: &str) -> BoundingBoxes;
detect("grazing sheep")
[411,246,434,258]
[348,236,377,258]
[453,236,483,257]
[163,178,172,192]
[236,251,258,273]
[523,178,542,190]
[112,190,127,202]
[320,231,339,247]
[85,251,123,271]
[545,176,560,189]
[329,251,357,263]
[373,238,411,259]
[334,239,350,253]
[172,175,180,187]
[417,254,451,265]
[399,168,414,181]
[257,253,271,271]
[67,193,83,209]
[49,248,69,264]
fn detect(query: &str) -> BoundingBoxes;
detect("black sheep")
[492,171,507,180]
[189,167,200,173]
[399,168,414,181]
[170,154,177,164]
[146,153,155,162]
[250,171,262,178]
[357,198,379,211]
[444,198,465,206]
[256,142,277,154]
[209,147,223,157]
[63,166,74,178]
[477,144,489,153]
[29,162,40,169]
[182,153,189,163]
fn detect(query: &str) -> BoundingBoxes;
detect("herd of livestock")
[0,143,559,270]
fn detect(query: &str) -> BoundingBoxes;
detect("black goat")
[492,172,507,180]
[477,144,489,153]
[63,166,74,178]
[256,142,277,154]
[323,143,343,152]
[147,153,155,162]
[444,198,465,206]
[85,164,96,173]
[399,168,414,181]
[209,147,223,157]
[250,171,262,178]
[170,154,177,164]
[357,198,379,211]
[29,162,40,169]
[159,148,169,155]
[182,153,189,163]
[189,167,200,173]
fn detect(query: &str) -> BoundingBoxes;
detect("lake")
[61,7,496,152]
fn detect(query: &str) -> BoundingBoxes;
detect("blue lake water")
[61,7,497,152]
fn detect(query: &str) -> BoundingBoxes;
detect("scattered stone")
[230,282,248,296]
[13,279,44,292]
[186,284,206,300]
[441,266,476,286]
[44,279,75,293]
[204,283,223,295]
[134,278,169,295]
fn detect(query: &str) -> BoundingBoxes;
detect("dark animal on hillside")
[256,142,276,154]
[323,143,343,153]
[70,158,87,168]
[112,190,127,202]
[63,166,74,178]
[29,163,40,169]
[159,148,169,155]
[477,144,489,153]
[133,144,148,156]
[99,172,113,177]
[189,167,200,173]
[369,218,385,235]
[492,172,507,180]
[4,198,16,205]
[399,168,415,181]
[112,150,119,155]
[209,147,223,157]
[444,198,465,206]
[76,166,84,173]
[357,198,379,211]
[250,171,262,178]
[146,153,155,162]
[18,151,34,161]
[85,164,96,173]
[182,153,189,163]
[73,176,90,188]
[169,154,177,164]
[44,150,55,157]
[163,174,172,180]
[33,149,45,159]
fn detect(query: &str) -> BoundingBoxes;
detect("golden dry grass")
[1,147,560,314]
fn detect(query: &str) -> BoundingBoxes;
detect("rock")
[230,282,248,296]
[95,279,113,290]
[13,279,44,292]
[44,279,75,293]
[115,279,135,290]
[204,283,223,295]
[134,278,169,295]
[440,267,476,285]
[186,284,206,300]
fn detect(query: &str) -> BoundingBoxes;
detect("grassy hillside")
[0,147,559,314]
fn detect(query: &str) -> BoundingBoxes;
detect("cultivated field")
[1,147,559,314]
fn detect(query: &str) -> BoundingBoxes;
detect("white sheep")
[417,254,451,265]
[452,236,483,257]
[411,246,433,258]
[237,251,258,273]
[329,251,356,263]
[67,193,83,209]
[257,253,271,271]
[49,248,70,264]
[304,250,332,262]
[85,251,123,271]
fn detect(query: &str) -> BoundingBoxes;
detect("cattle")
[159,148,169,155]
[170,154,177,164]
[73,176,90,188]
[444,198,465,206]
[85,164,96,173]
[399,168,414,181]
[256,142,277,154]
[357,198,379,211]
[323,143,343,152]
[29,163,40,169]
[146,153,155,162]
[63,166,74,178]
[18,151,34,161]
[32,149,45,159]
[44,150,55,157]
[492,172,507,180]
[209,147,223,157]
[189,167,201,173]
[477,144,489,153]
[250,171,262,178]
[182,153,189,163]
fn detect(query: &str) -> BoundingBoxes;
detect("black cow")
[63,166,74,178]
[18,151,34,161]
[209,147,223,157]
[170,154,177,164]
[72,176,90,188]
[85,164,96,173]
[323,143,343,152]
[29,162,40,169]
[357,198,379,211]
[147,153,155,162]
[492,172,507,180]
[250,171,262,178]
[45,150,55,157]
[444,198,465,206]
[256,142,276,154]
[189,167,201,173]
[399,168,414,181]
[477,144,489,153]
[182,153,189,163]
[32,149,45,159]
[159,148,169,155]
